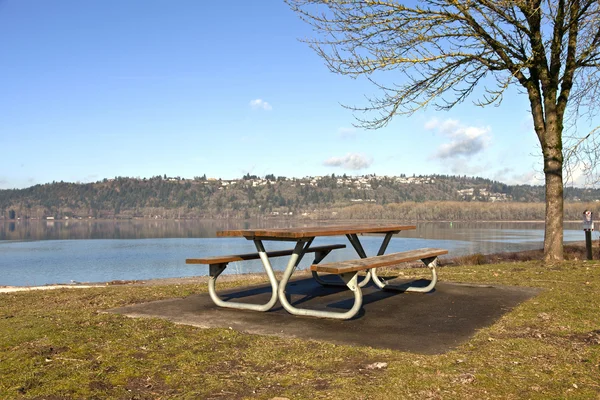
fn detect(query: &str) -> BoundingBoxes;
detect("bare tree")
[287,0,600,261]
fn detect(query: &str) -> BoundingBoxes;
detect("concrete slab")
[109,278,541,354]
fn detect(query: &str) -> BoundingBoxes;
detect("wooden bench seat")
[310,248,448,294]
[310,248,447,274]
[185,243,346,314]
[186,244,346,265]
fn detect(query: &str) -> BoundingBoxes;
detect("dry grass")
[448,243,596,266]
[1,257,599,399]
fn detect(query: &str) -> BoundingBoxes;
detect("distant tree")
[370,178,380,190]
[288,0,600,261]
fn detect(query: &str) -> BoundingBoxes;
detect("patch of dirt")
[312,378,331,391]
[492,327,552,341]
[122,376,175,400]
[89,380,113,392]
[130,351,147,360]
[491,327,600,348]
[39,346,69,357]
[570,330,600,345]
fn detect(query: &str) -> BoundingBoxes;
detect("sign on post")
[583,210,594,231]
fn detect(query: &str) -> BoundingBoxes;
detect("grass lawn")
[1,259,599,399]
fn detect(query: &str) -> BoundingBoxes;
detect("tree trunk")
[543,124,564,262]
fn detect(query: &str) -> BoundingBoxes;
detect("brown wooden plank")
[310,248,448,274]
[186,244,346,265]
[217,224,416,239]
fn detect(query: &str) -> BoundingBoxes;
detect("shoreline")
[0,272,287,294]
[0,284,102,293]
[2,241,594,294]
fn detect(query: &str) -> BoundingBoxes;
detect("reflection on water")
[0,219,588,287]
[0,219,302,241]
[0,219,584,241]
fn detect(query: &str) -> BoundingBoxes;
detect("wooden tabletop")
[217,224,416,240]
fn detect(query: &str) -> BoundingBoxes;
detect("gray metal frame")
[206,240,280,312]
[275,239,363,320]
[205,236,360,317]
[371,256,438,293]
[206,228,437,320]
[311,232,395,288]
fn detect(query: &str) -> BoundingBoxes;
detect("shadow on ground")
[109,277,540,354]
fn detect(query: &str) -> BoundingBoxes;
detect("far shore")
[0,217,587,223]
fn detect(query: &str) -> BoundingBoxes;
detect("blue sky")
[0,0,589,189]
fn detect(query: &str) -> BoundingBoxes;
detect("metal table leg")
[313,232,395,288]
[205,240,280,312]
[278,239,363,320]
[371,256,438,292]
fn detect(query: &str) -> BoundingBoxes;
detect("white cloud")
[426,118,491,159]
[509,171,543,185]
[423,118,441,130]
[323,153,373,170]
[249,98,272,111]
[564,162,594,187]
[488,166,545,185]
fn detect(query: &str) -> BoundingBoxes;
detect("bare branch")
[288,0,600,260]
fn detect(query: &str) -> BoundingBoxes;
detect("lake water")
[0,219,588,287]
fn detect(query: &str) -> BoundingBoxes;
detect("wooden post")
[585,230,593,260]
[583,210,594,260]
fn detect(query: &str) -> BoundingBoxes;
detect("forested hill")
[1,174,599,220]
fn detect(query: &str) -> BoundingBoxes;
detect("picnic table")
[186,224,447,320]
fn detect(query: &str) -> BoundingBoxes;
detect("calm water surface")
[0,219,586,287]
